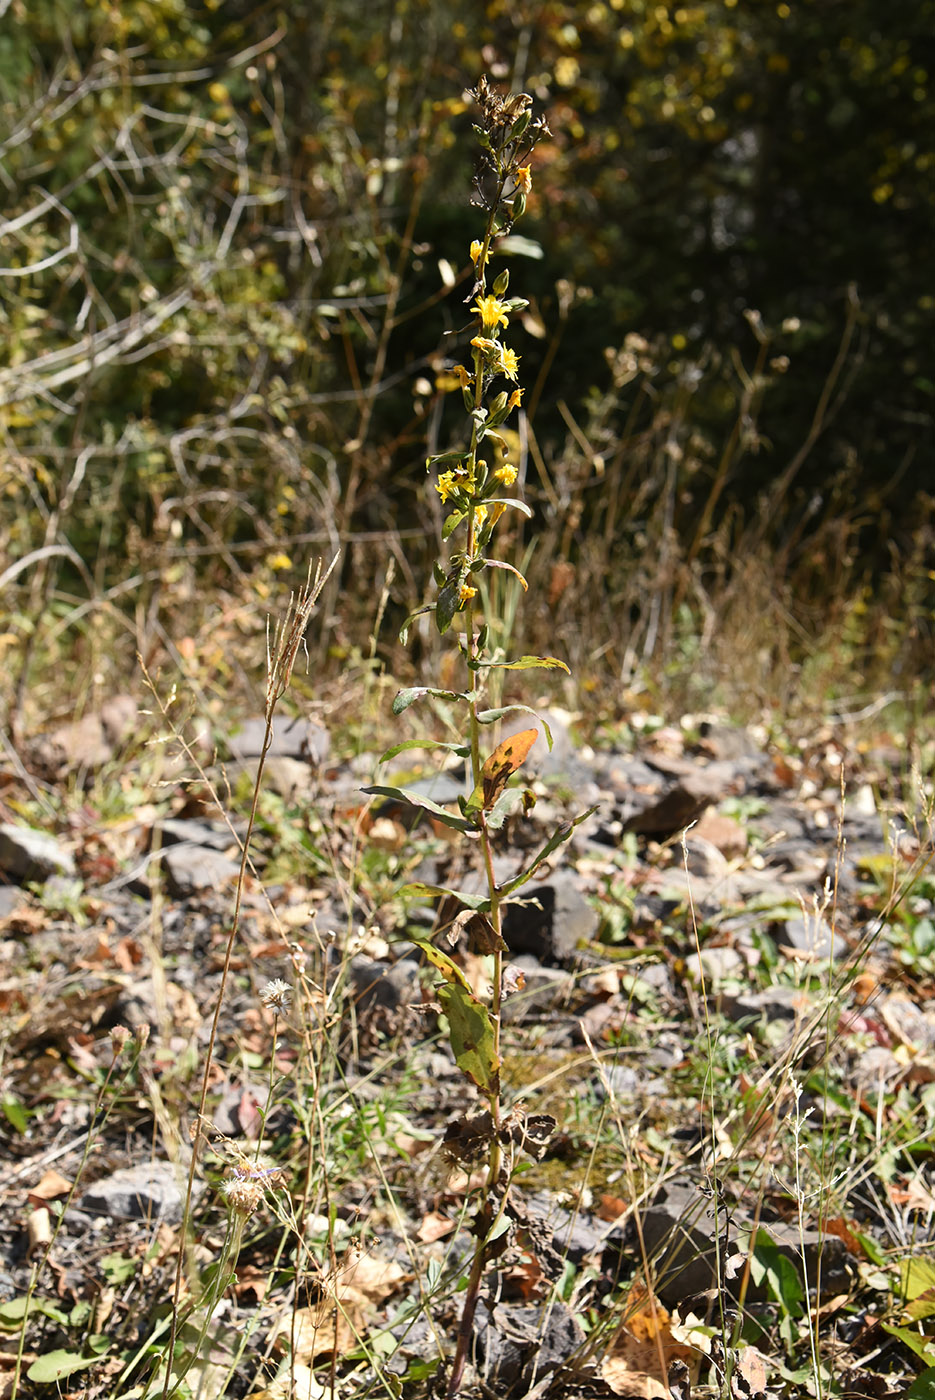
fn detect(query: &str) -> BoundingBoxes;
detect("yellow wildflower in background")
[472,295,510,331]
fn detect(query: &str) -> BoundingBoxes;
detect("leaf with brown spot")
[466,727,538,813]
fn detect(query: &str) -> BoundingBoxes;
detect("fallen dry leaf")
[602,1285,697,1397]
[417,1211,455,1243]
[731,1343,769,1396]
[337,1248,406,1304]
[27,1169,71,1203]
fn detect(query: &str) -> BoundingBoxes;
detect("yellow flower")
[494,464,518,486]
[474,504,488,528]
[507,387,524,412]
[516,165,532,194]
[471,335,498,355]
[454,364,472,388]
[470,239,486,265]
[436,471,459,502]
[458,582,477,604]
[471,295,510,331]
[497,346,520,380]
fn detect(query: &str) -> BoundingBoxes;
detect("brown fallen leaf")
[417,1211,455,1243]
[602,1284,697,1397]
[337,1247,406,1304]
[27,1169,72,1203]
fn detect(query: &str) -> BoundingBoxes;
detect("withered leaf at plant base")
[467,726,538,813]
[438,982,501,1095]
[443,1110,496,1165]
[508,1113,557,1163]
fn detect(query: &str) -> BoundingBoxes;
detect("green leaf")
[903,1256,935,1311]
[426,450,467,468]
[906,1367,935,1398]
[391,687,469,715]
[442,510,467,540]
[475,654,570,673]
[362,785,475,834]
[499,806,598,896]
[0,1296,69,1328]
[397,882,491,913]
[750,1232,804,1316]
[100,1253,138,1286]
[398,603,434,645]
[882,1323,935,1366]
[377,738,470,763]
[475,705,553,749]
[1,1094,28,1133]
[27,1346,107,1383]
[438,983,500,1095]
[485,787,526,831]
[437,579,462,635]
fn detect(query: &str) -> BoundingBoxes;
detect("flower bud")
[512,191,526,220]
[511,110,531,141]
[493,269,509,296]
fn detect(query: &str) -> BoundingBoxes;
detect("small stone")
[502,869,599,963]
[779,912,843,960]
[693,809,748,859]
[163,844,241,897]
[685,944,745,988]
[228,715,329,764]
[81,1162,194,1223]
[721,985,814,1024]
[0,823,75,883]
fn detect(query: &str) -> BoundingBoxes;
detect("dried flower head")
[260,978,291,1014]
[110,1025,131,1056]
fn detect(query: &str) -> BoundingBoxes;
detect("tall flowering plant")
[367,80,594,1394]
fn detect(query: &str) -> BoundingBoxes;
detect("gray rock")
[163,844,241,897]
[721,985,815,1024]
[0,823,75,882]
[81,1161,195,1223]
[632,1178,853,1307]
[500,956,573,1023]
[685,944,745,988]
[228,715,329,764]
[779,912,844,960]
[471,1298,585,1390]
[154,818,239,851]
[0,886,24,917]
[502,869,599,963]
[349,957,421,1012]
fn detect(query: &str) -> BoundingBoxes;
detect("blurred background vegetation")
[1,0,932,732]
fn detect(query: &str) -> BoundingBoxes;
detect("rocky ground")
[0,698,932,1399]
